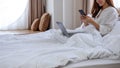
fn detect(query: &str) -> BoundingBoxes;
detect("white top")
[95,7,118,35]
[80,7,119,36]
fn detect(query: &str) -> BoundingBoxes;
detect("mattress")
[62,59,120,68]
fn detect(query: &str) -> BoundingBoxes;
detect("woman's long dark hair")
[91,0,115,18]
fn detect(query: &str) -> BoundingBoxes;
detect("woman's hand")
[80,15,89,26]
[81,16,94,24]
[80,15,100,30]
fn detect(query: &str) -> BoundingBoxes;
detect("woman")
[80,0,118,36]
[57,0,119,47]
[53,0,118,47]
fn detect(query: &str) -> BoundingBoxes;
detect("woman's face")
[96,0,106,6]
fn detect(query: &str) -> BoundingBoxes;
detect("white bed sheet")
[0,29,120,68]
[62,59,120,68]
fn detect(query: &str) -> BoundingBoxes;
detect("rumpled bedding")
[0,29,120,68]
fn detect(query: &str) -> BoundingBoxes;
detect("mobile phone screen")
[79,10,86,16]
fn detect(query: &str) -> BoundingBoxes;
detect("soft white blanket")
[0,29,119,68]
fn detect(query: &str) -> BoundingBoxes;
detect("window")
[113,0,120,15]
[113,0,120,8]
[0,0,28,30]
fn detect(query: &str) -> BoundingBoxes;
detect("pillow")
[104,36,120,55]
[103,21,120,55]
[108,21,120,35]
[39,13,50,32]
[31,18,40,31]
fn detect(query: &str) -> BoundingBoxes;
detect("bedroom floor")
[0,30,40,35]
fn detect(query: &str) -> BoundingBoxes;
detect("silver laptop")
[56,22,83,37]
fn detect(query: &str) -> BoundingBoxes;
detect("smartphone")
[79,10,86,16]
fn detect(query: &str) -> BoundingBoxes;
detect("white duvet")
[0,29,120,68]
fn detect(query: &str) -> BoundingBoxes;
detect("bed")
[0,21,120,68]
[62,59,120,68]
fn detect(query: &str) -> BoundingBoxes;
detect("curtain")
[83,0,93,14]
[28,0,46,29]
[83,0,87,14]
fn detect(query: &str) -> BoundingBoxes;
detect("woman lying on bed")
[53,0,119,47]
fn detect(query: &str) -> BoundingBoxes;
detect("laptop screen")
[56,22,69,37]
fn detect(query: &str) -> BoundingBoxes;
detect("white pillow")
[108,21,120,35]
[103,21,120,55]
[104,35,120,55]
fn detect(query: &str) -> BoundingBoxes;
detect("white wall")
[54,0,63,28]
[46,0,84,29]
[46,0,63,29]
[63,0,74,29]
[72,0,83,29]
[46,0,54,28]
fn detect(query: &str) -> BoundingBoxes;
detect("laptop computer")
[56,22,84,37]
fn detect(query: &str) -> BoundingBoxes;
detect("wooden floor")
[0,30,40,35]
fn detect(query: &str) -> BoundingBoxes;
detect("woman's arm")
[80,16,89,26]
[87,17,100,30]
[81,16,100,30]
[80,7,118,35]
